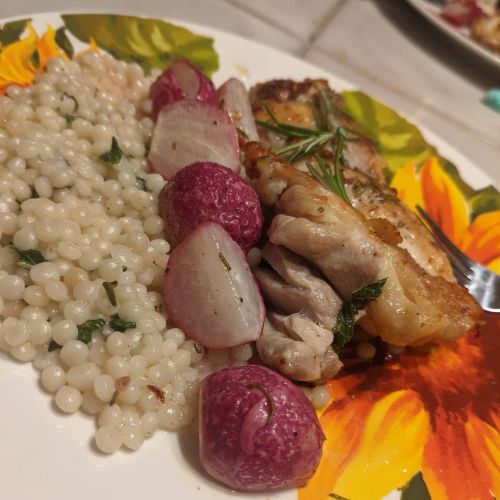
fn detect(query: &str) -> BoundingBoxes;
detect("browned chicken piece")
[255,242,342,328]
[254,242,343,382]
[245,141,482,347]
[250,78,386,183]
[257,314,342,382]
[342,168,455,282]
[250,78,330,104]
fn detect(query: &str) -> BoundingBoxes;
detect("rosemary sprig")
[256,103,335,162]
[306,140,349,201]
[257,98,352,199]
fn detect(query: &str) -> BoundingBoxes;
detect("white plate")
[0,11,496,500]
[405,0,500,68]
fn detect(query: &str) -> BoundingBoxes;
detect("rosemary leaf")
[110,314,136,332]
[332,278,387,352]
[102,281,117,306]
[14,248,46,269]
[77,318,106,344]
[99,137,123,165]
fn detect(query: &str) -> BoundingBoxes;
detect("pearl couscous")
[0,52,253,453]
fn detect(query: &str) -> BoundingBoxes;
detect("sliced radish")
[163,222,265,349]
[441,0,483,26]
[149,69,185,120]
[216,78,259,143]
[148,100,240,179]
[170,59,216,102]
[149,59,216,120]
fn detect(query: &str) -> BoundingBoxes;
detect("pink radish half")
[149,59,216,120]
[170,59,216,102]
[216,78,259,143]
[148,100,240,179]
[163,222,265,348]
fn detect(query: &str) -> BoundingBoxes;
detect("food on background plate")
[0,34,483,494]
[199,365,325,491]
[439,0,500,53]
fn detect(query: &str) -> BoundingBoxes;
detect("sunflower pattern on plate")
[0,13,498,500]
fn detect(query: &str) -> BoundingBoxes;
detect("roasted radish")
[217,78,259,143]
[149,59,216,119]
[148,100,240,179]
[163,222,264,348]
[158,162,262,251]
[199,365,325,491]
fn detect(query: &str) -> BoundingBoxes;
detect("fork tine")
[450,259,472,285]
[415,206,474,279]
[416,206,476,272]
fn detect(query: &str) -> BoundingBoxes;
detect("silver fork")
[416,205,500,313]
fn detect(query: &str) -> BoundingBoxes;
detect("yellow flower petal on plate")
[465,414,500,496]
[38,25,67,68]
[420,157,470,246]
[0,23,38,90]
[299,390,430,500]
[390,159,424,212]
[486,256,500,274]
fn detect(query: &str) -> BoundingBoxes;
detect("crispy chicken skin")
[244,141,482,347]
[342,168,455,282]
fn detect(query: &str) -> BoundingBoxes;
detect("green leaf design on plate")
[0,19,31,46]
[340,90,437,178]
[400,472,431,500]
[61,14,218,76]
[55,27,74,58]
[469,185,500,219]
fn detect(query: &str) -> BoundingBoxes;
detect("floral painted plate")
[0,12,498,500]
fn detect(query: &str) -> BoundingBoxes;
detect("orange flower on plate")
[390,157,500,274]
[299,315,499,500]
[0,24,67,94]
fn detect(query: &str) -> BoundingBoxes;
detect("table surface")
[1,0,498,184]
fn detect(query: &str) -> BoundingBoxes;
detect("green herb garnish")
[62,92,78,112]
[306,145,349,201]
[218,252,231,272]
[64,114,78,125]
[256,99,350,200]
[55,27,74,58]
[77,318,106,344]
[333,278,387,352]
[242,382,275,424]
[14,248,46,269]
[48,340,62,352]
[102,281,117,306]
[256,103,335,163]
[109,314,136,332]
[99,137,123,164]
